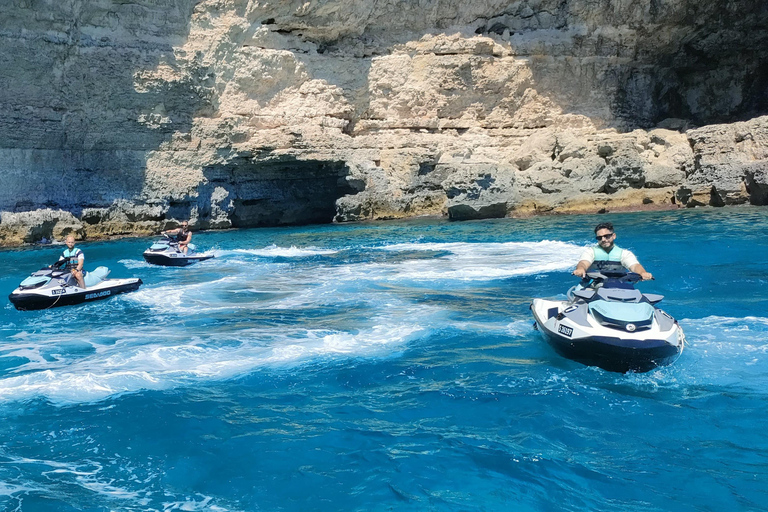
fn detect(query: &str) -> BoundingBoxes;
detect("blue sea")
[1,208,767,511]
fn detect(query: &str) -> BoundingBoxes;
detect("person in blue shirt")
[572,222,653,281]
[53,235,86,288]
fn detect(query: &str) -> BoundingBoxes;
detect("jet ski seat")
[84,266,110,287]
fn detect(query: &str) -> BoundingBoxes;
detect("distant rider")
[572,222,653,281]
[162,221,192,254]
[52,234,86,288]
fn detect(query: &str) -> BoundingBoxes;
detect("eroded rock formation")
[1,0,767,244]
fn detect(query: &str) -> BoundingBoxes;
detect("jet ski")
[142,235,214,267]
[531,264,685,373]
[9,266,142,311]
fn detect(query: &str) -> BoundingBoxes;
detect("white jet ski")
[531,264,685,373]
[143,235,214,267]
[9,266,142,311]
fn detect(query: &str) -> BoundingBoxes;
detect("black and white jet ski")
[531,264,685,373]
[142,236,214,267]
[9,266,142,311]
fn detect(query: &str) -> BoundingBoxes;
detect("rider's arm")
[622,250,652,280]
[629,263,653,281]
[75,252,84,272]
[181,231,192,244]
[573,248,594,277]
[573,259,591,278]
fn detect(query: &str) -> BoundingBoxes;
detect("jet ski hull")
[531,298,684,373]
[143,251,214,267]
[9,278,143,311]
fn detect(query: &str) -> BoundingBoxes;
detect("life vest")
[174,229,190,243]
[592,245,623,262]
[587,245,627,273]
[60,248,83,269]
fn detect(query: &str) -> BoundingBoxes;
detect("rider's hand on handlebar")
[573,268,586,278]
[640,272,653,281]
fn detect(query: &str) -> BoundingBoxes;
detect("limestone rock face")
[1,0,767,245]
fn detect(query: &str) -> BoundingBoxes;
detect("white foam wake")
[680,315,768,352]
[363,240,584,281]
[0,239,587,404]
[607,315,768,391]
[220,245,338,258]
[0,313,436,404]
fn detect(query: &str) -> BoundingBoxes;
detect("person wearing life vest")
[572,222,653,281]
[52,235,86,288]
[162,220,192,254]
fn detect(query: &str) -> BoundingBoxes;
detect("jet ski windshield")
[585,267,641,286]
[149,241,172,251]
[18,267,69,289]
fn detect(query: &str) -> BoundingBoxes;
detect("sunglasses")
[595,233,614,240]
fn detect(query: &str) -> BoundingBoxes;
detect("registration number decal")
[557,324,573,337]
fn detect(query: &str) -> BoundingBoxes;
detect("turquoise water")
[1,208,767,511]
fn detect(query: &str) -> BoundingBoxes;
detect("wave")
[0,453,230,511]
[0,239,588,404]
[0,306,439,404]
[208,240,582,281]
[125,240,585,313]
[358,240,584,282]
[376,240,579,254]
[582,315,768,393]
[679,315,768,356]
[219,245,339,258]
[682,315,768,330]
[117,259,153,269]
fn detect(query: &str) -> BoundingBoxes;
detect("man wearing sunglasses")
[572,222,653,281]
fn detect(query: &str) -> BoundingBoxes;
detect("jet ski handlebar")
[159,233,180,244]
[585,270,642,283]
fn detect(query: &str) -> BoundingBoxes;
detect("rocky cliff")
[1,0,767,245]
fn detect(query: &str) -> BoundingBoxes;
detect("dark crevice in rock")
[745,169,768,205]
[418,162,436,176]
[614,1,768,127]
[709,186,726,207]
[448,202,507,221]
[487,23,510,35]
[201,157,356,228]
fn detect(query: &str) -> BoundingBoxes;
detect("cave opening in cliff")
[201,157,360,228]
